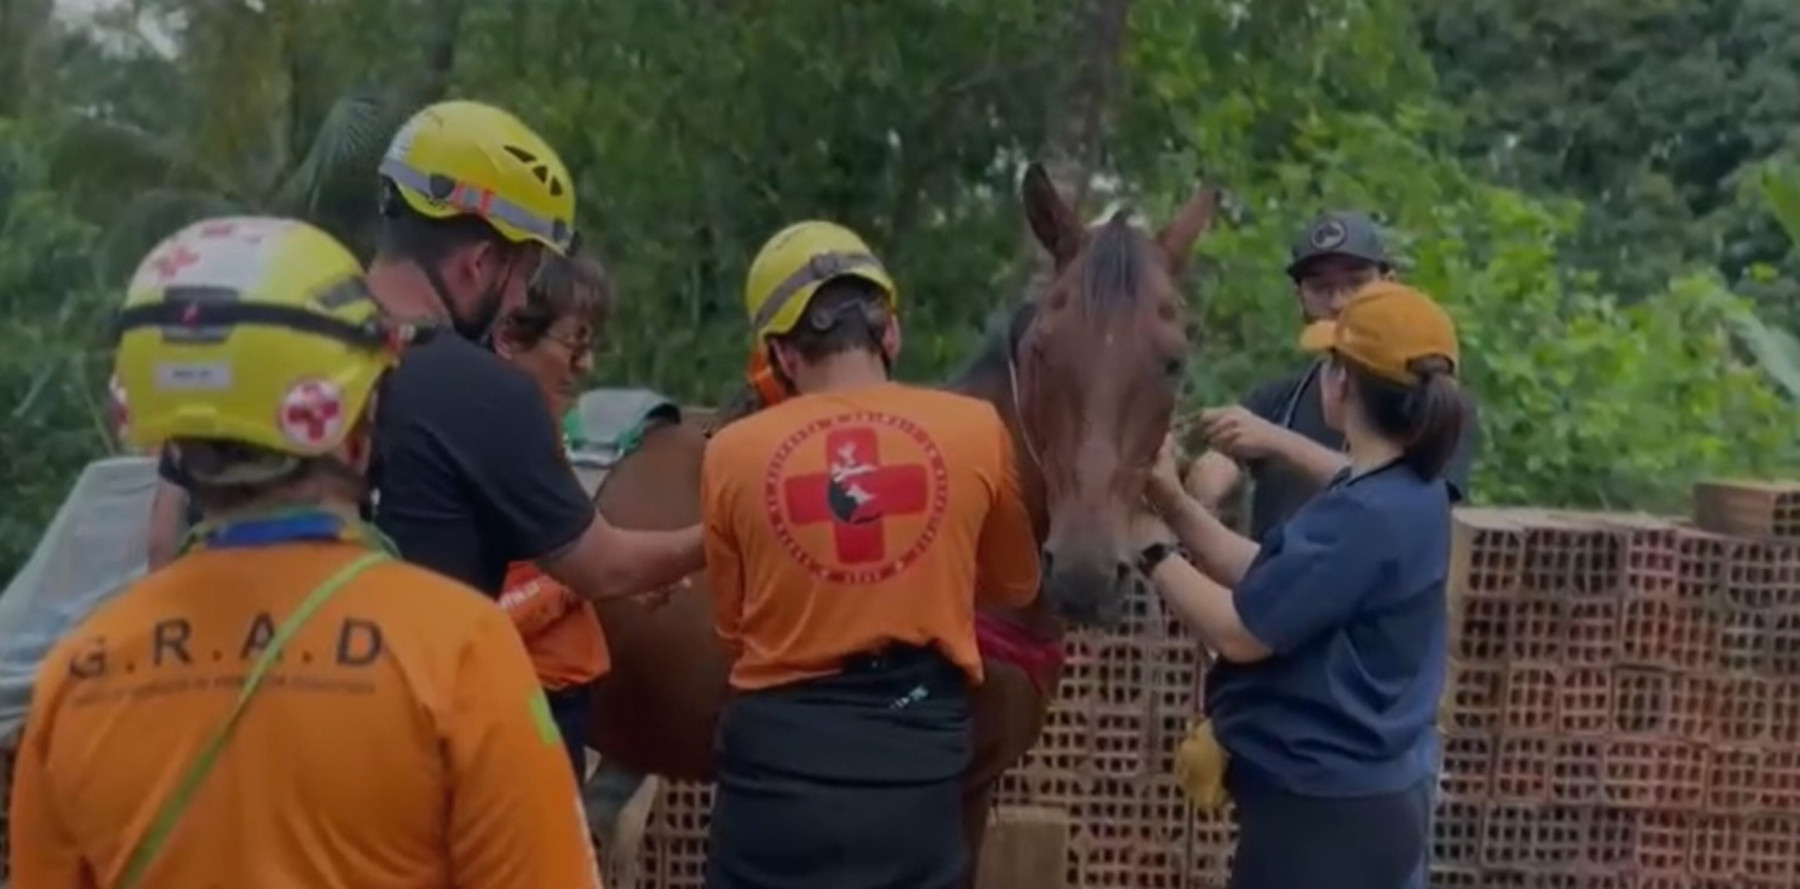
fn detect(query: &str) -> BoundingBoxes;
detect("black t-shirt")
[371,333,595,596]
[1240,361,1480,541]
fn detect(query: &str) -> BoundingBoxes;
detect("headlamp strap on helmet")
[114,297,414,353]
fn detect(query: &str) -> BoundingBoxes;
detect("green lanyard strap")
[116,550,389,889]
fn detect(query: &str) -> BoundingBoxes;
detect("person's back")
[701,221,1037,889]
[12,215,600,889]
[15,542,599,888]
[706,382,1035,690]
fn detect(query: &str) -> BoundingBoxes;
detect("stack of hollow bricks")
[633,483,1800,888]
[1440,489,1800,889]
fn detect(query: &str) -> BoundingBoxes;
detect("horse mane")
[950,300,1037,391]
[1079,209,1147,316]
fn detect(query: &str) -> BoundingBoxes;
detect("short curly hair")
[501,252,612,348]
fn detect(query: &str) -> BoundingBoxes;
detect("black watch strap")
[1136,541,1174,576]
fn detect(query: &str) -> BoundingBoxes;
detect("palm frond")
[1764,161,1800,251]
[274,89,406,217]
[1729,307,1800,402]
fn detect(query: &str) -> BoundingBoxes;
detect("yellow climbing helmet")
[743,221,898,341]
[112,217,404,457]
[379,100,577,254]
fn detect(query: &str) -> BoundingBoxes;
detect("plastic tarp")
[566,387,678,496]
[0,393,677,740]
[0,456,157,741]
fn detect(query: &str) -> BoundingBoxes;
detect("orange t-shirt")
[10,542,601,889]
[498,561,610,689]
[701,382,1041,690]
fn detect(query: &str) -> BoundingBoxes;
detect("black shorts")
[705,646,971,889]
[1229,770,1434,889]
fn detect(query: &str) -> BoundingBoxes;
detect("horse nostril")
[1114,561,1133,584]
[1041,550,1056,578]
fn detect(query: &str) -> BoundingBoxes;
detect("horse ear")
[1155,185,1221,273]
[1022,162,1083,269]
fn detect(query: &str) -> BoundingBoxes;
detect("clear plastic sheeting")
[0,456,157,741]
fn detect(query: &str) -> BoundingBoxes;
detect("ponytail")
[1346,355,1470,479]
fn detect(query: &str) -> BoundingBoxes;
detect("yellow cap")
[1300,281,1459,384]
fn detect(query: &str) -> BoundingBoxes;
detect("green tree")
[1416,0,1800,319]
[0,117,110,577]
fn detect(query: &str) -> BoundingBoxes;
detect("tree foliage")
[0,0,1797,575]
[1418,0,1800,321]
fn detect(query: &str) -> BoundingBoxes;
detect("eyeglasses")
[542,329,594,361]
[1299,268,1379,303]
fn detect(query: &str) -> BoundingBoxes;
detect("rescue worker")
[10,217,599,888]
[491,252,614,777]
[1135,281,1469,889]
[1183,211,1479,532]
[363,99,704,600]
[699,222,1041,889]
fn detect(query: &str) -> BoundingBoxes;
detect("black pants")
[1229,770,1434,889]
[546,683,593,781]
[705,646,971,889]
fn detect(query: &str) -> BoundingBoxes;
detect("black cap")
[1286,211,1389,279]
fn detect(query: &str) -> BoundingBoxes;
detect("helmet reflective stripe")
[378,157,575,252]
[749,250,888,332]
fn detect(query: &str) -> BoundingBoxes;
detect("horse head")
[1010,161,1218,627]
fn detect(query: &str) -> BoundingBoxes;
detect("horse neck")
[950,363,1065,642]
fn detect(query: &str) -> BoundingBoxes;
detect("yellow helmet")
[379,100,577,254]
[113,217,403,458]
[743,221,898,340]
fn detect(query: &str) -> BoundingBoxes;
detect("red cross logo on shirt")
[764,413,949,584]
[277,379,345,448]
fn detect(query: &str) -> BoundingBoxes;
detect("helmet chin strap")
[419,259,505,343]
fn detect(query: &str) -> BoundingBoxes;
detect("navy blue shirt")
[1205,461,1450,798]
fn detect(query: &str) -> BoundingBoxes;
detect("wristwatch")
[1136,541,1175,577]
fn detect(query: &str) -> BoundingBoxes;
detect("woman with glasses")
[491,254,614,779]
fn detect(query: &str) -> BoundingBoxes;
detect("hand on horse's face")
[1149,433,1183,496]
[1198,406,1281,461]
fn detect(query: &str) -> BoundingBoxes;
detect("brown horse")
[584,161,1217,885]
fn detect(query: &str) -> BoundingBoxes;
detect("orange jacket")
[499,561,610,689]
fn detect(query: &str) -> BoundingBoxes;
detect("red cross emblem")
[764,413,948,584]
[277,379,345,447]
[149,244,201,281]
[107,375,130,439]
